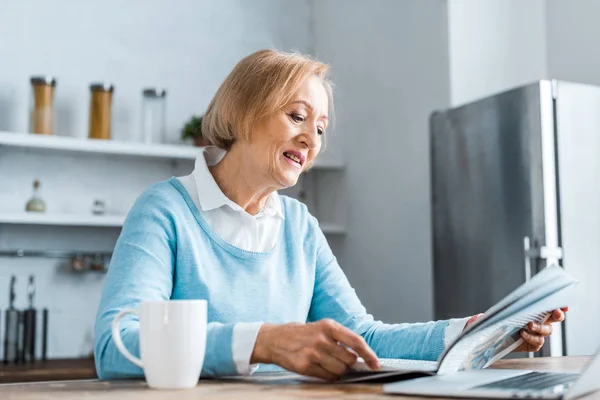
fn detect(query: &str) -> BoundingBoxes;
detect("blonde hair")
[202,49,333,150]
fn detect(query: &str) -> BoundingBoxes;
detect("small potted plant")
[181,115,210,147]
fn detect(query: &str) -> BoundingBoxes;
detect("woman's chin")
[284,177,300,188]
[276,172,300,189]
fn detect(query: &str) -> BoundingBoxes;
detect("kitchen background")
[0,0,599,360]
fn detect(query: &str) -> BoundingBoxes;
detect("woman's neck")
[208,148,275,216]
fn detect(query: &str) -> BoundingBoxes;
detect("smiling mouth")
[283,152,302,166]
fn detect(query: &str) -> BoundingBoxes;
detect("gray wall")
[447,0,547,106]
[448,0,600,105]
[312,0,452,323]
[546,0,600,85]
[0,0,311,358]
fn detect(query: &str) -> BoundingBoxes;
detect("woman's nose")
[299,128,319,148]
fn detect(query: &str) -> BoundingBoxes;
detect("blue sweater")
[94,178,448,379]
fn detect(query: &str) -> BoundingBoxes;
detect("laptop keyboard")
[475,371,579,392]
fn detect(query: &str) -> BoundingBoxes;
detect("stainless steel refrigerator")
[430,80,600,357]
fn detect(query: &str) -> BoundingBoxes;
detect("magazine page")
[350,358,437,373]
[457,281,574,372]
[440,265,574,361]
[467,265,576,334]
[458,265,572,338]
[436,309,549,374]
[436,271,576,375]
[477,312,551,369]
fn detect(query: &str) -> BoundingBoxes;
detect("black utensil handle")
[23,309,36,363]
[4,310,19,364]
[3,310,8,364]
[22,310,30,363]
[16,311,24,364]
[42,308,48,361]
[31,309,36,362]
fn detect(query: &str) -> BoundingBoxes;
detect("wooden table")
[0,356,595,400]
[0,358,96,384]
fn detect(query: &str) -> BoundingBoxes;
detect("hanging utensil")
[4,276,19,364]
[41,308,48,361]
[23,275,36,363]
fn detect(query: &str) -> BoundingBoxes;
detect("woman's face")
[243,75,329,189]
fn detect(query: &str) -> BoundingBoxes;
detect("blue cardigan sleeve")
[307,218,448,361]
[93,187,238,379]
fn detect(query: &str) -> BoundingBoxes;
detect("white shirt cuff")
[443,317,471,349]
[232,322,263,375]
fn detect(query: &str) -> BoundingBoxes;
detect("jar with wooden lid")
[29,76,56,135]
[88,83,114,140]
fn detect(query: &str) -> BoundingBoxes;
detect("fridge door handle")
[523,236,563,279]
[523,236,564,359]
[523,236,533,282]
[540,246,564,263]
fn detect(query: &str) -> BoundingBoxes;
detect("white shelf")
[0,212,346,234]
[320,223,346,235]
[0,131,198,161]
[0,131,344,169]
[0,212,125,227]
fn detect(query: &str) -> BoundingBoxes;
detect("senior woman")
[94,49,566,381]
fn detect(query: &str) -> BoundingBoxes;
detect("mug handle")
[111,309,143,369]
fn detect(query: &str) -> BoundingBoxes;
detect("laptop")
[383,349,600,399]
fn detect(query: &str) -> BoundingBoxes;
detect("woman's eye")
[317,128,324,135]
[290,113,305,123]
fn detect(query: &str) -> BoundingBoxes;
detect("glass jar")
[91,199,106,215]
[90,254,106,272]
[89,83,114,140]
[25,179,46,212]
[141,88,166,144]
[30,76,56,135]
[71,254,86,272]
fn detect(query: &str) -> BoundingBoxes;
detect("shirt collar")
[192,146,284,219]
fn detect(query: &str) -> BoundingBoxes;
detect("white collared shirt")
[178,146,284,253]
[178,146,468,375]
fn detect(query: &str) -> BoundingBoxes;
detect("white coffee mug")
[112,299,207,389]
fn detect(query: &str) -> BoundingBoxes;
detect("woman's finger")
[521,330,545,350]
[326,342,359,367]
[319,353,350,377]
[528,322,553,336]
[550,309,565,323]
[304,364,339,381]
[324,320,380,370]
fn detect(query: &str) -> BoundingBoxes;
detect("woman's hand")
[514,307,568,352]
[251,319,380,380]
[465,307,568,352]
